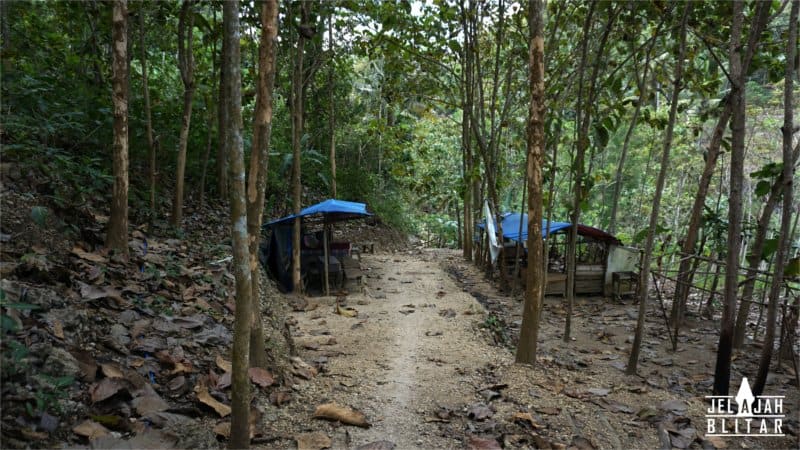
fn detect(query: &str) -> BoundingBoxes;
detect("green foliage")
[26,374,75,417]
[30,206,49,228]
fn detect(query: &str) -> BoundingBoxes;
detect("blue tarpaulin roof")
[478,214,571,242]
[266,199,371,227]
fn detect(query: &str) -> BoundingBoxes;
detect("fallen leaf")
[167,376,186,392]
[216,354,232,373]
[52,320,64,339]
[72,420,110,440]
[356,440,396,450]
[77,281,127,306]
[70,350,98,381]
[216,371,232,390]
[313,403,370,428]
[248,367,274,388]
[195,384,231,417]
[91,429,178,449]
[335,303,358,318]
[212,422,231,438]
[72,247,108,263]
[467,435,501,450]
[99,363,124,379]
[512,411,541,429]
[132,394,170,416]
[295,431,332,450]
[169,361,193,375]
[90,377,128,403]
[703,435,727,449]
[270,390,291,407]
[587,388,610,396]
[658,399,688,414]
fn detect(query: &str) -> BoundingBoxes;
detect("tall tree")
[607,24,660,235]
[459,0,475,262]
[713,0,745,396]
[223,0,253,447]
[566,2,624,340]
[670,1,772,327]
[171,0,195,228]
[753,0,797,396]
[627,2,690,375]
[734,142,800,347]
[246,0,279,369]
[515,0,545,365]
[217,23,228,201]
[138,7,156,215]
[107,0,129,256]
[328,10,337,198]
[290,0,310,291]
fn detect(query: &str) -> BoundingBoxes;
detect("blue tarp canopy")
[266,199,371,227]
[478,213,571,243]
[262,199,372,292]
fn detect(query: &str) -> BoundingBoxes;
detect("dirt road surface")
[276,250,504,449]
[263,249,799,450]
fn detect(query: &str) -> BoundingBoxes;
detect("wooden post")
[323,223,330,296]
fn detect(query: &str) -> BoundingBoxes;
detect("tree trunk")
[671,1,772,327]
[171,0,195,228]
[199,20,218,208]
[107,0,129,256]
[291,0,309,291]
[328,11,337,198]
[734,142,800,346]
[565,0,596,342]
[460,0,474,261]
[199,98,213,208]
[223,2,253,448]
[752,0,797,397]
[246,0,279,370]
[713,0,745,396]
[608,30,659,235]
[137,8,156,215]
[217,11,228,201]
[627,2,690,375]
[515,0,545,365]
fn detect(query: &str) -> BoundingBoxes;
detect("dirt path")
[270,249,505,448]
[264,249,799,450]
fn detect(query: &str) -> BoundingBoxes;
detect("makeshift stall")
[477,213,637,296]
[262,199,371,294]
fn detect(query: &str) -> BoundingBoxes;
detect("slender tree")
[223,1,253,447]
[138,7,156,215]
[246,0,279,369]
[171,0,195,228]
[670,2,772,327]
[107,0,129,256]
[218,22,229,200]
[328,10,337,198]
[290,0,310,291]
[607,25,660,235]
[627,2,690,375]
[713,0,745,396]
[753,0,797,397]
[516,0,545,365]
[734,142,800,347]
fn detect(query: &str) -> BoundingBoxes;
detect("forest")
[0,0,798,449]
